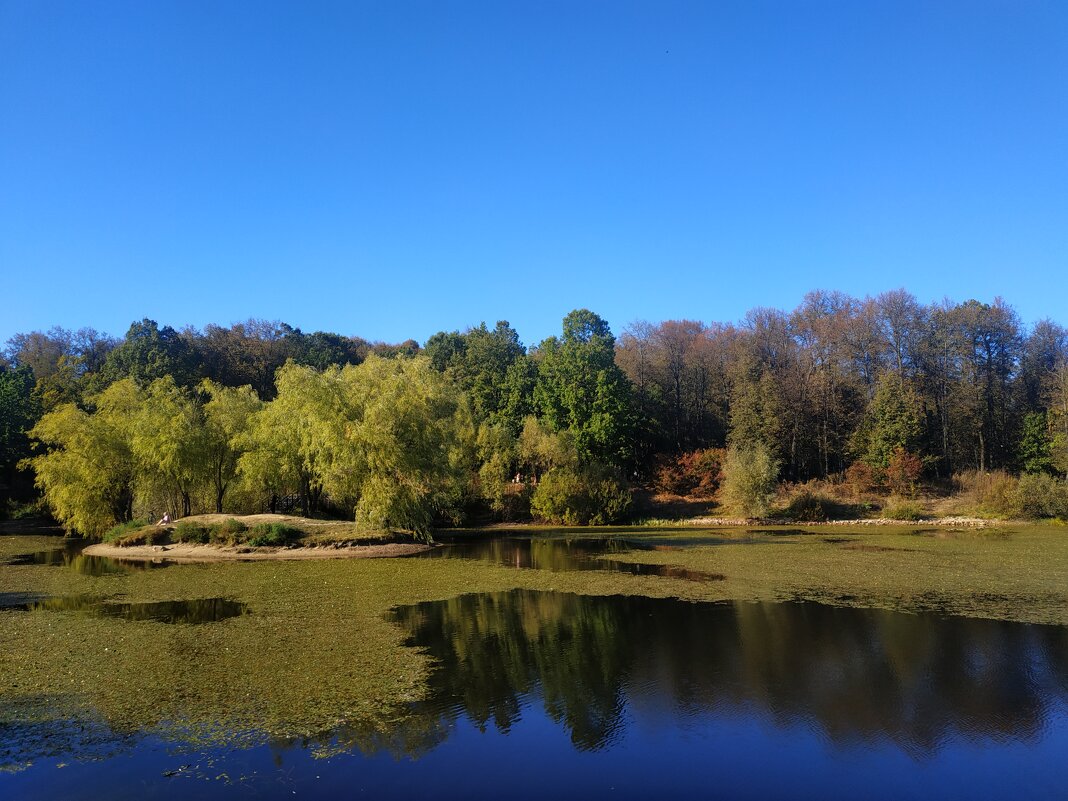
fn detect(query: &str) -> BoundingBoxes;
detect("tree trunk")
[301,476,311,517]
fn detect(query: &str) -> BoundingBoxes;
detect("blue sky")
[2,1,1065,347]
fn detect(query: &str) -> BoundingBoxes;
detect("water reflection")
[392,591,1068,753]
[10,595,248,624]
[4,543,171,575]
[420,537,723,582]
[0,699,132,776]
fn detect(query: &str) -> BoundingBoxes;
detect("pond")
[1,528,1066,800]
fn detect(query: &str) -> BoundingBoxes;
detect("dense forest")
[2,290,1067,536]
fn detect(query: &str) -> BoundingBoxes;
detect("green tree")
[517,416,578,479]
[98,319,201,389]
[498,354,537,433]
[534,310,635,467]
[720,443,779,517]
[425,321,526,426]
[201,381,261,513]
[27,380,142,536]
[290,330,366,371]
[1046,361,1068,478]
[476,422,519,514]
[727,369,783,459]
[132,377,211,518]
[462,322,525,422]
[530,463,632,525]
[516,416,632,525]
[322,356,475,536]
[423,330,467,372]
[0,366,39,506]
[238,362,332,516]
[851,371,924,471]
[238,356,473,535]
[1017,411,1054,475]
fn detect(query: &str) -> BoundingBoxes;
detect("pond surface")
[1,530,1066,800]
[418,533,725,581]
[1,594,247,623]
[4,541,173,575]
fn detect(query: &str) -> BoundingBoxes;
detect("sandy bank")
[686,516,999,527]
[84,541,434,562]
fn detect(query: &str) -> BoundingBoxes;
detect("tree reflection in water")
[391,591,1068,754]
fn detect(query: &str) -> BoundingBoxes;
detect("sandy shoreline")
[685,516,999,527]
[83,541,435,562]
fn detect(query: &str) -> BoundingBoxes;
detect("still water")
[1,535,1066,800]
[416,533,726,581]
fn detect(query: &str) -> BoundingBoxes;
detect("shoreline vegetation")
[86,513,431,561]
[3,296,1068,539]
[81,510,1005,564]
[64,504,1013,563]
[83,540,432,561]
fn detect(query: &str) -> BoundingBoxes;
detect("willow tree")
[27,379,142,536]
[322,355,475,537]
[237,356,473,534]
[132,377,209,518]
[238,362,335,516]
[201,380,261,512]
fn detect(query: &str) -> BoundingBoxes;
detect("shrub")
[953,470,1019,518]
[844,461,876,497]
[493,482,533,522]
[247,522,302,547]
[530,464,632,525]
[653,448,724,498]
[720,444,779,518]
[208,518,249,545]
[780,490,831,522]
[103,519,149,543]
[1013,473,1068,519]
[103,521,168,547]
[881,497,927,521]
[885,447,923,497]
[214,518,247,536]
[173,521,210,544]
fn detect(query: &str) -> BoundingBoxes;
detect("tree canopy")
[9,292,1068,531]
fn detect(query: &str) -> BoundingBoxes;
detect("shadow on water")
[1,595,247,624]
[4,542,173,575]
[390,591,1068,755]
[418,536,723,582]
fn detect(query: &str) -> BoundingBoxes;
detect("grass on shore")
[102,513,411,549]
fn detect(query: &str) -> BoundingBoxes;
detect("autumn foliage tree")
[885,447,923,497]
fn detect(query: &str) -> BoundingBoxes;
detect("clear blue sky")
[2,1,1065,347]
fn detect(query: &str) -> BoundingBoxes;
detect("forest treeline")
[2,290,1067,536]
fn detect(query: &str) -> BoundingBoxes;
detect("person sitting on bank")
[156,512,171,526]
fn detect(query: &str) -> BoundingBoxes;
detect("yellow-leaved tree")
[238,356,474,537]
[27,379,142,537]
